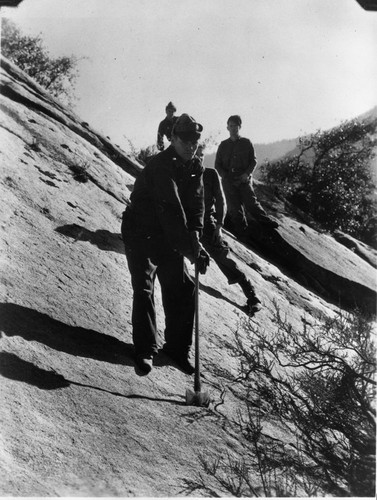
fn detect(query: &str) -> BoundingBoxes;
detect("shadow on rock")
[0,352,186,404]
[237,222,377,315]
[199,283,245,312]
[0,303,134,365]
[0,352,70,390]
[55,224,124,254]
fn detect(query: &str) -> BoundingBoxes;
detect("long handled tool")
[186,263,210,407]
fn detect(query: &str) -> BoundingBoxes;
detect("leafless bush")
[194,305,376,496]
[123,136,159,166]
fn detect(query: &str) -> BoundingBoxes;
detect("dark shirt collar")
[168,145,194,167]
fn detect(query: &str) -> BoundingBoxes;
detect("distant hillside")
[254,139,298,179]
[359,105,377,122]
[266,106,377,185]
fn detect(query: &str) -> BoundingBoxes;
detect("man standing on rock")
[122,114,210,375]
[157,101,178,151]
[215,115,278,239]
[197,144,261,314]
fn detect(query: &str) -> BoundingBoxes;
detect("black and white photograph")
[0,0,376,497]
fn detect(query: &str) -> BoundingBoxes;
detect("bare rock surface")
[1,56,376,496]
[252,182,377,313]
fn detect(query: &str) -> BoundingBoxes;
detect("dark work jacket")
[215,137,257,179]
[157,116,178,151]
[128,146,204,259]
[203,168,226,225]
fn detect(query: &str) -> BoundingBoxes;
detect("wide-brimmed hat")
[172,113,203,141]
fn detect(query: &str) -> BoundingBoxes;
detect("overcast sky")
[2,0,376,151]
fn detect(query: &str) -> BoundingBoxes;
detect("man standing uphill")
[197,145,261,314]
[122,114,210,375]
[157,101,178,151]
[215,115,278,238]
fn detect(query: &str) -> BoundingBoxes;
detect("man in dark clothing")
[122,114,210,375]
[197,145,261,313]
[157,101,178,151]
[215,115,278,238]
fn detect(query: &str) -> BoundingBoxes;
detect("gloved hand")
[190,231,210,274]
[190,231,203,260]
[196,248,210,275]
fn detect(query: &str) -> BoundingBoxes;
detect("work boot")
[246,294,261,314]
[161,346,195,375]
[238,278,261,313]
[135,354,153,374]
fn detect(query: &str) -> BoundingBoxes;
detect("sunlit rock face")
[0,55,375,496]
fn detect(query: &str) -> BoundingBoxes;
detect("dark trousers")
[123,230,195,358]
[222,178,266,235]
[201,220,246,285]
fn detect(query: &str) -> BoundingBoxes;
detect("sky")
[2,0,377,152]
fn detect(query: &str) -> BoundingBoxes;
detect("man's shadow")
[0,303,134,365]
[0,351,70,390]
[55,224,124,254]
[0,351,185,404]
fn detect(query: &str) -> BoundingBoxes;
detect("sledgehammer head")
[185,388,210,407]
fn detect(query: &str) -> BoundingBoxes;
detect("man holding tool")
[121,114,210,375]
